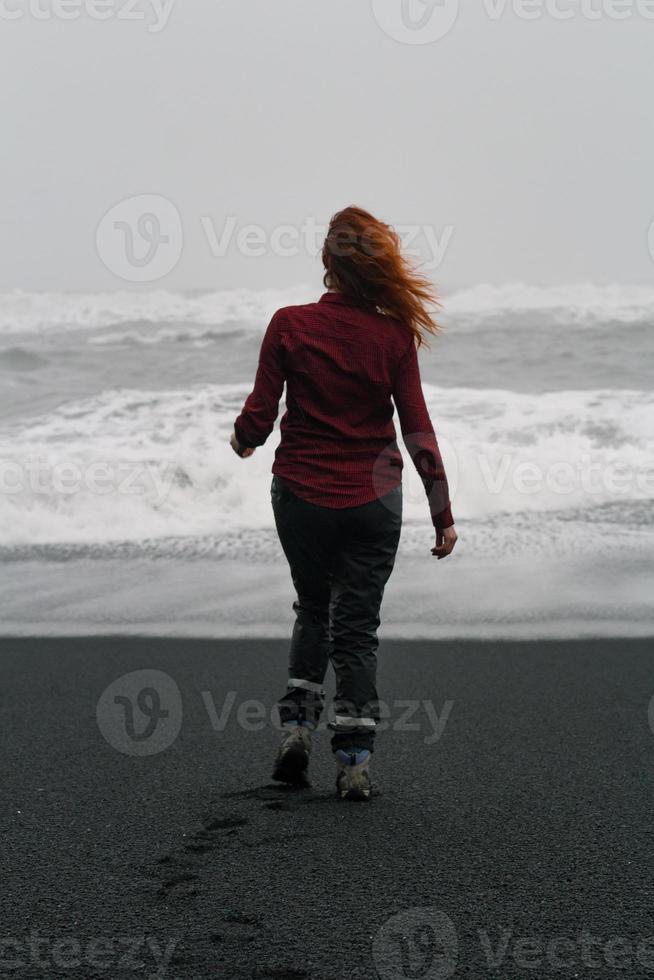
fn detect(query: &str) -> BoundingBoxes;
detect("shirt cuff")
[233,420,259,450]
[432,505,454,530]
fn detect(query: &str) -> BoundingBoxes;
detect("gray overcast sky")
[1,0,654,292]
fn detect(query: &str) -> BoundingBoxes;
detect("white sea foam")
[443,281,654,325]
[1,282,653,336]
[1,382,651,556]
[0,286,315,336]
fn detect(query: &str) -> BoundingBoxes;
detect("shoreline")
[1,552,652,640]
[2,622,653,640]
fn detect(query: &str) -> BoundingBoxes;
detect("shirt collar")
[319,291,351,305]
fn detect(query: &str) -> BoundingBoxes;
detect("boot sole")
[338,786,371,802]
[336,775,372,802]
[272,745,310,786]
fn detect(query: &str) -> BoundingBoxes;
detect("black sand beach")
[2,636,653,979]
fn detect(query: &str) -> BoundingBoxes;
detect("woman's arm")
[232,311,286,453]
[392,338,455,535]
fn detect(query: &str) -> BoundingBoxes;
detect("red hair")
[322,205,441,348]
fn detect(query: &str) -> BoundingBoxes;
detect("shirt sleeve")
[233,311,286,449]
[392,339,454,530]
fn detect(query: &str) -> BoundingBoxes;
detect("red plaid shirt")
[234,291,454,529]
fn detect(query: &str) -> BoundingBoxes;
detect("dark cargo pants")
[271,474,402,753]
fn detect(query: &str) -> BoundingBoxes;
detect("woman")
[230,205,457,801]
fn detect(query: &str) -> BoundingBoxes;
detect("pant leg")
[328,484,402,753]
[271,475,340,727]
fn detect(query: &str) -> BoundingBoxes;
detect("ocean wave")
[0,509,652,563]
[0,382,651,553]
[444,282,654,326]
[85,323,247,347]
[1,282,653,337]
[0,285,315,336]
[0,346,48,370]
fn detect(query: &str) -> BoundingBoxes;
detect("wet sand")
[1,636,653,978]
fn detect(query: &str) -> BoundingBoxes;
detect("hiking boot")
[272,721,312,785]
[334,748,372,801]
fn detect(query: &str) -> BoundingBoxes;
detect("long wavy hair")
[322,205,441,348]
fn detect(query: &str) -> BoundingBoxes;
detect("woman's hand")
[230,431,255,458]
[431,525,457,559]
